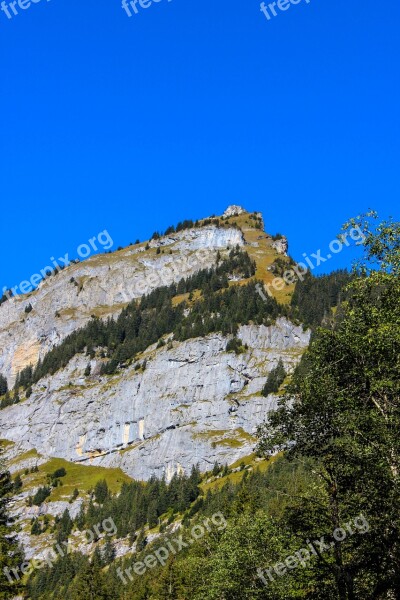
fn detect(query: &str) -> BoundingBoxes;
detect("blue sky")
[0,0,399,293]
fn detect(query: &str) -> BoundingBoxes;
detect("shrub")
[262,359,286,396]
[226,337,246,355]
[32,486,51,506]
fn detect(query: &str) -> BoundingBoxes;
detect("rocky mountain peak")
[223,205,246,218]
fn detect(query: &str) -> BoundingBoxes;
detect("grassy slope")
[5,447,132,501]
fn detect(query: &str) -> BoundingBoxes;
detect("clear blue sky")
[1,0,399,292]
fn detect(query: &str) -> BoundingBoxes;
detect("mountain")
[1,208,398,600]
[0,206,311,554]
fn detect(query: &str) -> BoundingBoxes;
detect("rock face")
[0,210,311,565]
[271,236,289,255]
[0,319,309,481]
[0,213,308,484]
[0,225,244,386]
[223,205,245,218]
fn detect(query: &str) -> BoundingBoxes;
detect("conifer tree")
[0,455,24,599]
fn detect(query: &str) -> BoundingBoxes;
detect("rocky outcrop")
[223,205,246,218]
[271,236,288,255]
[0,318,309,481]
[0,225,244,386]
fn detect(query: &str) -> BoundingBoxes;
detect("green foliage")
[258,214,400,598]
[225,337,246,355]
[52,468,67,479]
[32,486,51,506]
[76,466,201,540]
[0,454,24,599]
[21,213,400,600]
[93,479,109,504]
[26,456,313,600]
[70,488,79,503]
[13,474,22,491]
[102,538,116,565]
[291,269,352,328]
[30,518,43,536]
[6,251,351,394]
[0,374,7,396]
[0,290,12,307]
[15,250,262,384]
[261,358,286,396]
[54,509,73,545]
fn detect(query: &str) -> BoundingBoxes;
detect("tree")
[262,358,286,396]
[102,538,116,565]
[0,454,24,599]
[32,486,51,506]
[94,480,109,505]
[56,508,73,545]
[136,527,147,552]
[212,461,221,477]
[0,375,7,396]
[146,500,158,529]
[67,558,110,600]
[31,518,42,535]
[258,213,400,599]
[13,474,22,492]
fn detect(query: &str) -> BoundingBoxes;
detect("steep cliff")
[0,207,308,524]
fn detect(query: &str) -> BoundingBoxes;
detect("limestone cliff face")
[0,210,311,568]
[0,225,244,386]
[0,319,309,481]
[0,212,309,485]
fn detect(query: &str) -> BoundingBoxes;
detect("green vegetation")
[257,213,400,598]
[0,453,24,600]
[32,485,51,506]
[25,456,314,600]
[261,358,286,395]
[75,466,202,538]
[0,389,20,409]
[225,336,247,354]
[291,268,352,328]
[0,375,7,396]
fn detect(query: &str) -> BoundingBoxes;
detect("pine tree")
[102,538,116,565]
[0,455,24,599]
[94,480,109,504]
[0,375,7,396]
[261,358,286,396]
[13,474,22,492]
